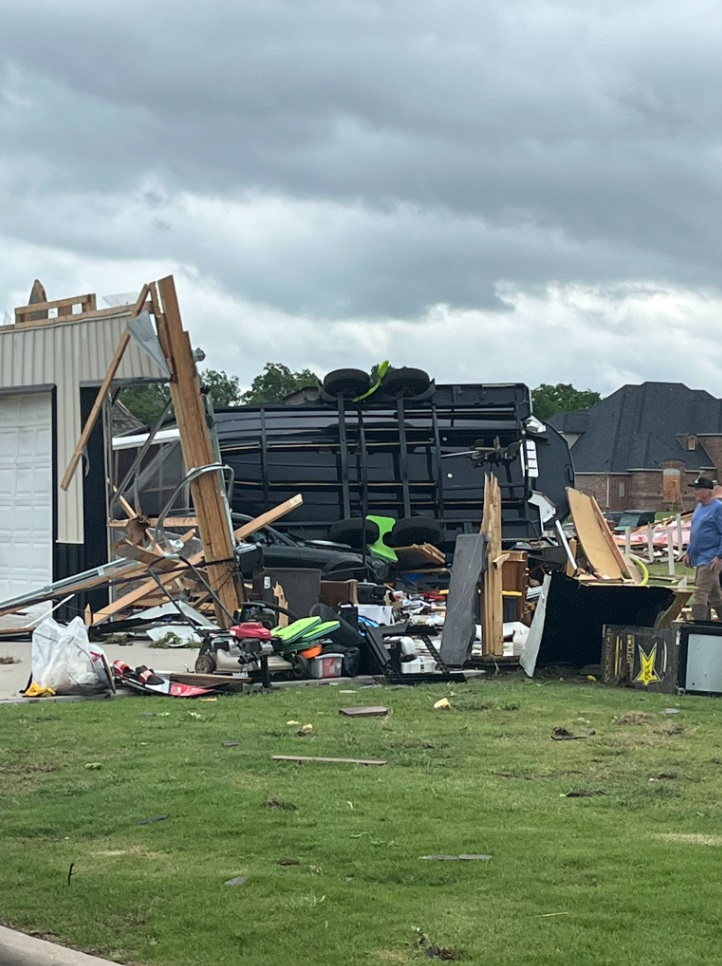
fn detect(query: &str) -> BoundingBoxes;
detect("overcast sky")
[2,0,722,397]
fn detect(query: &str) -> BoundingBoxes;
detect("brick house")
[549,382,722,512]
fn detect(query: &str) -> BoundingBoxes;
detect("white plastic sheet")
[30,617,111,694]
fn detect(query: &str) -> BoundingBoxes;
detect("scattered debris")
[615,711,651,726]
[224,876,248,886]
[273,755,388,766]
[136,815,169,825]
[564,789,605,798]
[660,708,681,715]
[649,773,676,782]
[551,726,595,741]
[84,762,102,770]
[434,698,451,710]
[655,723,684,736]
[277,858,301,866]
[67,862,75,887]
[424,944,460,961]
[265,798,297,811]
[0,655,20,665]
[656,833,722,847]
[147,631,198,649]
[420,854,492,861]
[413,929,461,962]
[339,706,389,718]
[222,741,239,748]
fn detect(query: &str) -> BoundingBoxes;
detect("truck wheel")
[328,518,380,548]
[323,368,371,397]
[385,517,444,547]
[381,367,431,396]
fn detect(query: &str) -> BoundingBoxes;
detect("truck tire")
[328,518,380,548]
[381,367,431,397]
[384,516,444,547]
[323,368,371,398]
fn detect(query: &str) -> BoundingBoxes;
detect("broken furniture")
[520,572,689,676]
[602,625,680,693]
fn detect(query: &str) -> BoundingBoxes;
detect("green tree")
[119,383,172,426]
[531,383,602,421]
[120,368,244,425]
[240,362,319,404]
[199,369,242,407]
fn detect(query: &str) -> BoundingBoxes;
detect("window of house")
[687,437,697,450]
[618,481,625,498]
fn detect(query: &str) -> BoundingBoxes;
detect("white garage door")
[0,393,53,607]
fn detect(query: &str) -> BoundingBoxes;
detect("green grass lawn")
[2,677,722,966]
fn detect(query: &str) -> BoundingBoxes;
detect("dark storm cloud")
[1,0,722,318]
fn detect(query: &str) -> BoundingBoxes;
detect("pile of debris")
[0,275,697,699]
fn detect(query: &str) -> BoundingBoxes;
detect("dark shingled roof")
[549,382,722,472]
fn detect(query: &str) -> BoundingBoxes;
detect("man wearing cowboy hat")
[684,476,722,620]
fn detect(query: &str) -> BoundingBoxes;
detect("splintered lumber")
[234,495,303,540]
[566,488,632,581]
[393,543,446,569]
[273,755,387,766]
[91,494,304,624]
[339,707,389,718]
[155,276,242,624]
[113,532,197,572]
[481,473,504,657]
[0,560,149,620]
[439,534,487,666]
[60,283,150,492]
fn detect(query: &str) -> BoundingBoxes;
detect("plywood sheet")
[566,487,631,580]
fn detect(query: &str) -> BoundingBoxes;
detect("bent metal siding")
[0,310,164,544]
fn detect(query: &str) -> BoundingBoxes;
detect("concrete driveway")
[0,639,200,702]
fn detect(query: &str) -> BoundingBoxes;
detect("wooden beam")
[60,330,131,491]
[481,473,504,657]
[272,756,388,766]
[156,275,243,625]
[91,494,303,625]
[15,292,95,323]
[59,283,151,493]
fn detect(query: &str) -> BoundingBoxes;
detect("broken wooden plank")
[272,755,387,766]
[91,494,303,624]
[393,543,446,568]
[481,473,504,657]
[15,291,96,324]
[234,495,304,540]
[566,487,632,581]
[0,560,149,620]
[338,707,389,718]
[60,284,151,493]
[60,330,131,491]
[156,275,242,624]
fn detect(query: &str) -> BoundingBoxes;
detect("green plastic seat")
[366,514,398,564]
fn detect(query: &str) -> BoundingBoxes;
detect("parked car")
[231,513,389,582]
[613,510,657,533]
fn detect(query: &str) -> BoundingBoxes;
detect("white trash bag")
[30,617,111,695]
